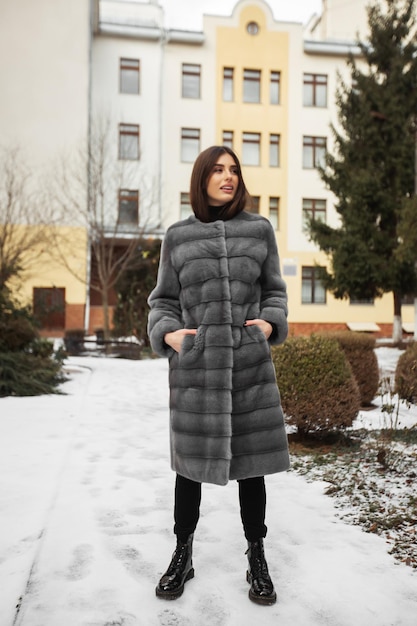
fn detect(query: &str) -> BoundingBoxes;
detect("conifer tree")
[309,0,417,342]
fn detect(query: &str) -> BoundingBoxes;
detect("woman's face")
[206,153,239,206]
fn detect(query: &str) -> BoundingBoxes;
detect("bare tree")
[50,116,159,339]
[0,146,50,292]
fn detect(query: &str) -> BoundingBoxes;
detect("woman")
[147,145,289,605]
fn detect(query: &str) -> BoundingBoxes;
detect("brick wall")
[288,322,394,338]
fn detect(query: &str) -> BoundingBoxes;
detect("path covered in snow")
[0,356,416,626]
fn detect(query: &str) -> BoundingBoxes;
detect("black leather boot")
[246,538,277,605]
[155,533,194,599]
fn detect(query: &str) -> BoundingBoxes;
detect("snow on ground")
[0,349,417,626]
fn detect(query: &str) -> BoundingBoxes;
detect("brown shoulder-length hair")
[189,145,249,222]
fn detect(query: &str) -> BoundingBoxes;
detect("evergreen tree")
[309,0,417,342]
[0,289,66,396]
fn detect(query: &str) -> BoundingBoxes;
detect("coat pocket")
[244,323,266,344]
[178,326,206,365]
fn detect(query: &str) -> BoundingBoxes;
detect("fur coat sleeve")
[257,219,288,345]
[147,230,183,358]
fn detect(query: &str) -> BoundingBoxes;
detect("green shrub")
[0,314,38,352]
[30,337,55,359]
[322,331,379,406]
[272,334,360,436]
[0,289,66,396]
[0,351,66,397]
[395,342,417,403]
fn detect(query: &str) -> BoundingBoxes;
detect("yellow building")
[208,0,414,338]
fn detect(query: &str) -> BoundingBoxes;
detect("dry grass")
[289,428,417,569]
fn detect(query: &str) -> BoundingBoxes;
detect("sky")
[158,0,323,30]
[1,347,417,625]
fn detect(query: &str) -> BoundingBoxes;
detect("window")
[302,266,326,304]
[350,296,375,305]
[242,132,260,165]
[180,192,192,219]
[119,124,140,160]
[303,73,327,107]
[118,189,139,225]
[248,196,260,213]
[181,128,200,162]
[120,58,140,94]
[302,199,326,231]
[401,294,415,305]
[243,69,261,103]
[269,197,279,230]
[222,130,234,149]
[182,63,201,98]
[270,71,280,104]
[269,134,280,167]
[303,136,326,169]
[223,67,234,101]
[33,287,65,329]
[247,21,259,35]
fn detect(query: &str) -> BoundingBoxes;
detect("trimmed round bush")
[272,334,360,436]
[395,342,417,403]
[322,331,379,406]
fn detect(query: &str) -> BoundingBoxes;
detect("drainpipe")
[414,122,417,341]
[157,24,167,229]
[84,0,94,333]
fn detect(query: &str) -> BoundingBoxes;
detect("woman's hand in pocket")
[164,328,197,353]
[244,319,273,340]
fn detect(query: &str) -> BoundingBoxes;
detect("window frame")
[180,192,192,219]
[302,198,326,232]
[222,130,234,150]
[302,266,327,304]
[180,127,200,162]
[119,123,140,160]
[181,63,201,99]
[243,69,261,103]
[242,132,261,166]
[349,295,375,305]
[269,133,280,167]
[302,135,326,169]
[248,196,260,213]
[270,70,280,105]
[119,58,140,95]
[118,188,139,225]
[223,67,234,102]
[303,73,328,107]
[269,196,280,230]
[401,294,415,305]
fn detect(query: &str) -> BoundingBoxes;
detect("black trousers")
[173,473,267,543]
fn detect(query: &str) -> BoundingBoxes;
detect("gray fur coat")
[147,210,290,486]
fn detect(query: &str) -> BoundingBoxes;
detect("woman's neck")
[207,204,228,221]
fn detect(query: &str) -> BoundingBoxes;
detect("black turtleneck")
[208,204,228,222]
